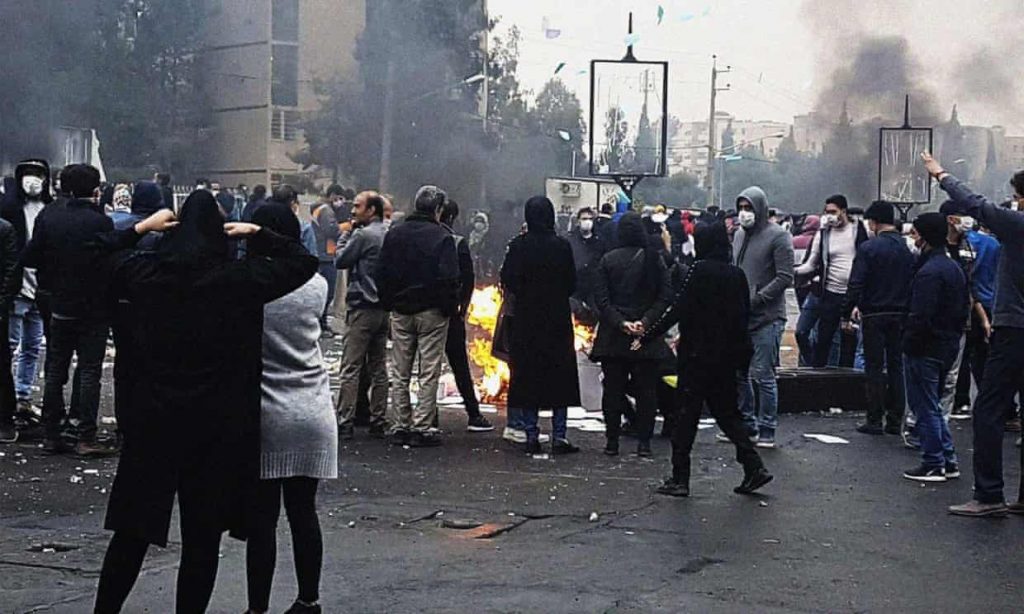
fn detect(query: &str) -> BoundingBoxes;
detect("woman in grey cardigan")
[245,203,338,614]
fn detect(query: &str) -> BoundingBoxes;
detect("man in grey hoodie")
[732,186,794,447]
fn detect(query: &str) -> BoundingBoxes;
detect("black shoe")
[409,431,442,448]
[551,438,580,455]
[75,439,118,458]
[467,415,495,432]
[524,439,543,455]
[42,438,71,455]
[655,478,690,497]
[388,430,410,446]
[604,438,619,456]
[884,422,902,436]
[636,441,653,457]
[339,423,354,440]
[734,467,774,494]
[856,423,884,435]
[945,461,961,479]
[903,464,947,483]
[368,423,386,439]
[0,424,17,444]
[284,601,322,614]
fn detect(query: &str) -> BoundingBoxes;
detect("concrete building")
[668,112,789,182]
[199,0,365,187]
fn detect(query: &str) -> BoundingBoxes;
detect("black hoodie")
[4,159,54,251]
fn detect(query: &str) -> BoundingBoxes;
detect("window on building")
[271,44,299,107]
[272,0,299,42]
[271,109,301,141]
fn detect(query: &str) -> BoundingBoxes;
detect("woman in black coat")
[93,191,318,614]
[500,196,580,455]
[591,211,673,457]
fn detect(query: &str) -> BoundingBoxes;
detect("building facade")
[200,0,365,187]
[669,112,790,182]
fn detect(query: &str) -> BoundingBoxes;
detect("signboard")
[589,59,669,178]
[878,127,933,204]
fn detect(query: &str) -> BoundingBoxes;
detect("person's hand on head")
[134,209,178,234]
[224,222,261,237]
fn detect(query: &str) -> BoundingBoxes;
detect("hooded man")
[2,160,54,437]
[900,212,969,483]
[731,186,794,447]
[639,222,772,497]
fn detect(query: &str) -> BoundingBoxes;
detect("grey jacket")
[260,275,338,480]
[335,219,386,310]
[731,186,794,331]
[941,175,1024,329]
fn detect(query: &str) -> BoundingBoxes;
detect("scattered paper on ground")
[803,433,850,445]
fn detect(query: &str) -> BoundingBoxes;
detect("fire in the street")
[466,285,595,403]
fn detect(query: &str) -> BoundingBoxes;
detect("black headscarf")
[131,181,165,216]
[157,190,229,267]
[694,221,732,263]
[249,202,300,257]
[524,196,555,234]
[617,211,661,293]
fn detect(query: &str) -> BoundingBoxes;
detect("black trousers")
[246,477,322,612]
[673,360,762,483]
[812,290,846,368]
[971,327,1024,504]
[42,317,108,442]
[445,315,480,417]
[0,315,15,430]
[602,358,659,443]
[861,314,906,428]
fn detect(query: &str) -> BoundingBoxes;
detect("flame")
[465,285,595,403]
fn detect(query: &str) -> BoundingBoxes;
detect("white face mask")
[905,236,920,256]
[651,213,669,225]
[821,213,839,228]
[958,216,975,233]
[21,176,43,198]
[738,210,756,229]
[579,219,594,233]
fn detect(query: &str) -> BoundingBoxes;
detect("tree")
[599,106,629,172]
[532,79,586,176]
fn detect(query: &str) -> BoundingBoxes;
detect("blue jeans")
[9,297,44,402]
[795,294,820,367]
[742,320,784,436]
[905,353,957,469]
[506,406,526,431]
[735,370,758,437]
[522,407,568,442]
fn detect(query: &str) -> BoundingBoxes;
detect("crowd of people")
[0,149,1022,611]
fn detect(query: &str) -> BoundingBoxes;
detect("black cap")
[913,212,948,248]
[864,201,895,226]
[938,200,960,217]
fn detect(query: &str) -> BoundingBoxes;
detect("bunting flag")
[554,62,566,75]
[657,5,665,24]
[541,16,562,39]
[624,32,640,46]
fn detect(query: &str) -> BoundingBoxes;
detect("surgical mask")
[651,213,669,225]
[738,210,756,229]
[579,219,594,233]
[821,213,839,228]
[906,236,920,255]
[21,176,43,198]
[473,221,485,231]
[958,216,975,232]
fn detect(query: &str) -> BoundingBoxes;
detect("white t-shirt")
[21,200,44,300]
[796,222,858,295]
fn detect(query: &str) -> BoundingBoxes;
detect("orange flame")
[466,285,595,403]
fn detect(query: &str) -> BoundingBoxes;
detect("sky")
[488,0,1024,133]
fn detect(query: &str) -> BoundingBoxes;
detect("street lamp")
[879,95,933,221]
[588,13,669,200]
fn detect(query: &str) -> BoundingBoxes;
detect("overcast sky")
[489,0,1024,133]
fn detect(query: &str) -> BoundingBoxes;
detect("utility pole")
[378,0,397,192]
[705,55,730,209]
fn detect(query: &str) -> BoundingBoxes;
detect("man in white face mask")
[794,195,870,370]
[567,207,606,324]
[731,186,794,448]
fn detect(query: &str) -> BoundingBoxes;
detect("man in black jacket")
[22,164,115,456]
[901,213,969,483]
[440,200,493,433]
[640,222,772,497]
[377,185,459,447]
[843,201,916,435]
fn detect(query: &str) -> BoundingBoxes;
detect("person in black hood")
[500,196,581,454]
[591,212,673,457]
[636,222,773,497]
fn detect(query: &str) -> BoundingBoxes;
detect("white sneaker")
[715,432,731,443]
[502,427,526,444]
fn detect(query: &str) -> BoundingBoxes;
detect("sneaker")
[948,499,1008,517]
[0,425,17,444]
[950,405,972,420]
[409,431,442,448]
[552,439,580,455]
[604,438,619,457]
[75,440,118,458]
[902,464,946,483]
[502,427,527,444]
[734,467,774,494]
[716,432,755,444]
[338,423,354,441]
[655,478,690,498]
[284,601,322,614]
[388,429,410,446]
[1006,501,1024,515]
[945,462,961,479]
[856,423,884,435]
[467,415,494,432]
[636,441,653,457]
[368,423,386,439]
[1006,418,1022,433]
[755,437,775,449]
[41,438,71,455]
[524,439,543,455]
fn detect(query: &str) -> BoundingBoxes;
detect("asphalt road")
[1,403,1021,613]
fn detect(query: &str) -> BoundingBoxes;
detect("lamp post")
[588,12,669,201]
[879,95,933,222]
